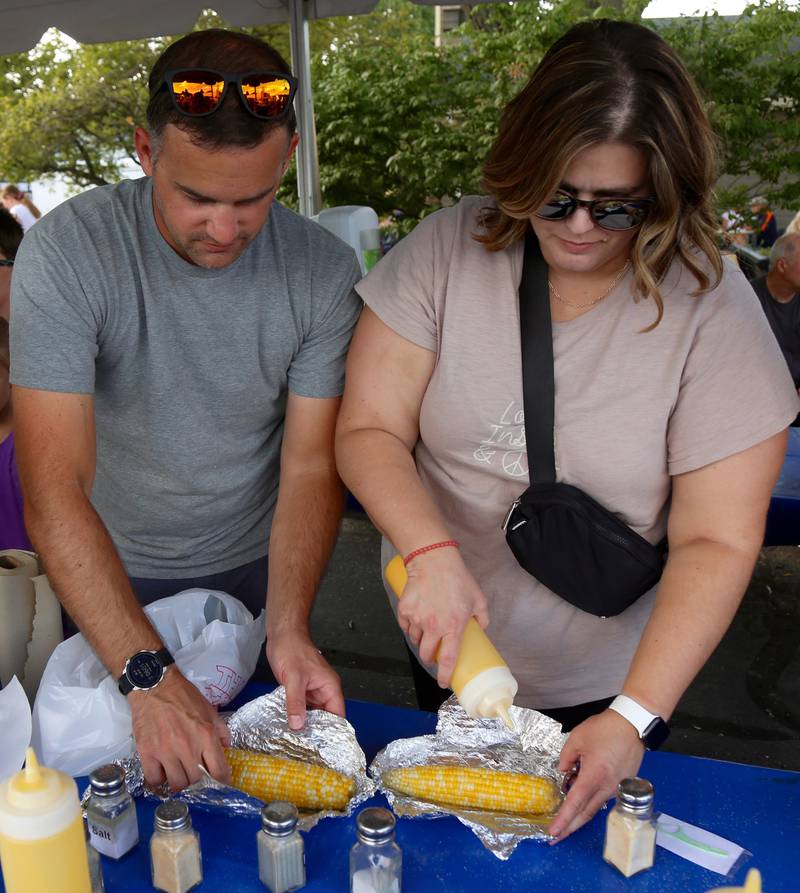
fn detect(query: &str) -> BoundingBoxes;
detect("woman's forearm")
[336,427,453,554]
[621,537,759,719]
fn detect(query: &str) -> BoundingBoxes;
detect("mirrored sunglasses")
[160,69,298,121]
[0,259,14,267]
[536,192,654,231]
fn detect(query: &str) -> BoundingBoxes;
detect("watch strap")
[608,694,669,749]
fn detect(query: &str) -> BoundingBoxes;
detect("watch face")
[127,652,164,689]
[643,717,670,750]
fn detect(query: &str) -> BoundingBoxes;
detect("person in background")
[336,19,797,842]
[1,185,41,233]
[11,29,361,792]
[0,207,23,321]
[750,196,778,249]
[0,318,32,551]
[750,233,800,415]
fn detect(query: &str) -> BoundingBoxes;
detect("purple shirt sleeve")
[0,432,33,551]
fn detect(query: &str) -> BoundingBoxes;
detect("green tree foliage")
[0,0,796,224]
[657,2,800,212]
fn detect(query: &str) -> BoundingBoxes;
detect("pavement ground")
[310,512,800,771]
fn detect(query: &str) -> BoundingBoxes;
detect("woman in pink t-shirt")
[337,20,798,841]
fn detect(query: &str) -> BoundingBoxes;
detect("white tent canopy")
[0,0,460,215]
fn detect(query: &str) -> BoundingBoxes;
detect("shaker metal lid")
[356,807,396,843]
[261,801,299,835]
[88,764,126,797]
[154,800,191,832]
[617,777,655,809]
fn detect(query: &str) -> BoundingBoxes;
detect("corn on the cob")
[224,747,355,811]
[382,765,561,815]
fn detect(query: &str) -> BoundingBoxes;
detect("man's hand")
[548,709,645,842]
[130,669,231,792]
[267,631,345,731]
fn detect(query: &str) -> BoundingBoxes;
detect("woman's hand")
[397,547,490,688]
[548,709,645,842]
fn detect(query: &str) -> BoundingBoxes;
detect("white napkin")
[0,676,32,782]
[657,812,749,876]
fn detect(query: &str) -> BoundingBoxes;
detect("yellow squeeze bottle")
[0,747,92,893]
[385,555,518,728]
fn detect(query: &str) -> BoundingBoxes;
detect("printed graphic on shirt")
[473,400,528,477]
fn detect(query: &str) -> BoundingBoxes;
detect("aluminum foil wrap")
[371,695,568,860]
[83,687,374,831]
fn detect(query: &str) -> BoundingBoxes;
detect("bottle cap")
[456,665,519,726]
[261,801,299,836]
[617,777,654,812]
[0,747,82,841]
[89,764,126,798]
[154,800,191,833]
[356,807,396,845]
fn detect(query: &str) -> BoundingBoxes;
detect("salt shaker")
[603,777,657,877]
[350,807,402,893]
[150,801,203,893]
[86,764,139,859]
[258,801,306,892]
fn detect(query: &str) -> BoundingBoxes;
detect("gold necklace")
[549,261,631,309]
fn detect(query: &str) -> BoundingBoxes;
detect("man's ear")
[135,127,156,176]
[283,133,300,174]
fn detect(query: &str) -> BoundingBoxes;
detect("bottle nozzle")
[24,747,41,784]
[496,703,515,732]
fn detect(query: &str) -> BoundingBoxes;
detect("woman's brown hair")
[2,184,41,220]
[478,19,722,327]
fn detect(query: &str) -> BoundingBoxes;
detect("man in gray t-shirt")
[10,29,361,792]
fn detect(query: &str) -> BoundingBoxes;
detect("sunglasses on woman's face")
[535,191,654,231]
[158,69,298,121]
[0,260,13,267]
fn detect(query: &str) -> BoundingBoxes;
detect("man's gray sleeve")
[286,252,363,399]
[10,224,100,394]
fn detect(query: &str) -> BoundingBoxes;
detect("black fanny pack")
[503,231,666,617]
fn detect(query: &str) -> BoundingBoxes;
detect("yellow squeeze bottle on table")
[385,555,518,728]
[706,868,762,893]
[0,747,92,893]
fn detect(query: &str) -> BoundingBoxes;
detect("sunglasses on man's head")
[158,69,298,121]
[535,191,654,231]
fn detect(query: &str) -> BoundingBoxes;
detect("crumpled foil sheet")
[82,687,374,831]
[371,695,568,859]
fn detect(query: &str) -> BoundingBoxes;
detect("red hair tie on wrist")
[403,540,460,566]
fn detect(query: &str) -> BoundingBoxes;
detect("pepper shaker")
[150,801,203,893]
[603,777,657,877]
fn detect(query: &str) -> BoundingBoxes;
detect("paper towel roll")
[0,550,39,688]
[0,551,64,700]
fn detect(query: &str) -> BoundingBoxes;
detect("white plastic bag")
[30,589,265,776]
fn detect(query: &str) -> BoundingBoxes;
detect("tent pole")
[288,0,322,217]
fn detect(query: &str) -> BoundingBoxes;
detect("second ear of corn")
[224,747,355,811]
[382,765,561,815]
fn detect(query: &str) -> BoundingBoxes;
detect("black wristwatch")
[117,647,175,696]
[609,694,670,750]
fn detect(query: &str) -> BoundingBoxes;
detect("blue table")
[765,428,800,546]
[7,686,795,893]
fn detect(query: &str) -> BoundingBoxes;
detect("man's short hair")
[146,29,297,150]
[0,206,23,260]
[770,233,800,272]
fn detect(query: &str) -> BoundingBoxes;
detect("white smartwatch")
[609,694,670,750]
